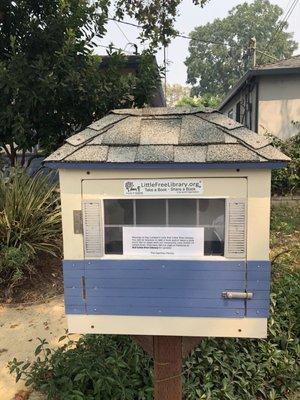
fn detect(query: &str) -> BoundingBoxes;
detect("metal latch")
[222,291,253,300]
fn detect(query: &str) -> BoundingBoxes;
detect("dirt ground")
[0,295,66,400]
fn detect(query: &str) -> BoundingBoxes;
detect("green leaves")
[271,133,300,196]
[0,168,61,290]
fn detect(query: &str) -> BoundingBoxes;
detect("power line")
[264,0,299,54]
[109,13,132,44]
[107,17,234,47]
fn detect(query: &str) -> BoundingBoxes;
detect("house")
[218,55,300,140]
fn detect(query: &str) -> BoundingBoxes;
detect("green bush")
[9,206,300,400]
[271,133,300,196]
[0,168,61,289]
[0,246,32,289]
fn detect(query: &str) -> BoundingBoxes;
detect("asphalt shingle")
[179,115,226,144]
[135,145,174,162]
[200,112,243,130]
[64,146,108,162]
[101,116,141,145]
[140,118,181,145]
[256,145,291,161]
[107,146,137,163]
[227,127,271,149]
[44,143,75,162]
[89,114,126,131]
[207,144,261,162]
[66,128,99,146]
[174,146,207,162]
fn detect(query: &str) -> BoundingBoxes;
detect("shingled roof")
[44,107,289,166]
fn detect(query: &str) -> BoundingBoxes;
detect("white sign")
[123,227,204,257]
[123,179,203,196]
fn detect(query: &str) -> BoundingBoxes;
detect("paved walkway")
[0,296,66,400]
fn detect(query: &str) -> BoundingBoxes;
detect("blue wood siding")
[63,260,270,318]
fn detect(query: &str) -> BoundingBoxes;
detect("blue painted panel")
[65,305,86,314]
[62,259,271,318]
[246,261,270,317]
[250,291,269,300]
[86,297,245,308]
[86,305,245,318]
[247,281,270,291]
[246,309,269,317]
[64,287,82,297]
[84,278,246,290]
[247,261,271,271]
[247,299,270,309]
[83,259,245,270]
[84,269,246,281]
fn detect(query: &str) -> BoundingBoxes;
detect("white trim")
[67,315,268,338]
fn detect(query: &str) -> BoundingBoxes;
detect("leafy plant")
[271,133,300,196]
[9,334,153,400]
[176,94,221,108]
[0,168,61,290]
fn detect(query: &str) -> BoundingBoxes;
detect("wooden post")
[132,335,202,400]
[154,336,182,400]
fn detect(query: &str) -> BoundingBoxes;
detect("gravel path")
[0,296,66,400]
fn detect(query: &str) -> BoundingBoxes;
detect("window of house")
[228,109,234,119]
[236,102,241,122]
[104,199,225,256]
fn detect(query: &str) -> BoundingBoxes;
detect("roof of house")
[219,55,300,110]
[44,107,289,168]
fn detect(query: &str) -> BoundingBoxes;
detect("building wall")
[59,167,271,338]
[220,83,258,132]
[258,74,300,140]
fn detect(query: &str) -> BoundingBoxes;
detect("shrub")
[271,133,300,196]
[0,246,33,289]
[0,168,61,290]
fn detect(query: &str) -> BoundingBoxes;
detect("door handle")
[222,291,253,300]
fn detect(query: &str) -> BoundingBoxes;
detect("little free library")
[45,107,289,339]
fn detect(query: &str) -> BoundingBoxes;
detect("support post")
[131,335,202,400]
[154,336,182,400]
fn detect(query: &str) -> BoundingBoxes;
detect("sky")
[97,0,300,85]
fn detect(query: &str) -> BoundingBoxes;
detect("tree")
[166,84,191,106]
[176,94,221,108]
[185,0,298,97]
[0,0,210,166]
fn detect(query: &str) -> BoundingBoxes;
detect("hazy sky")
[97,0,300,85]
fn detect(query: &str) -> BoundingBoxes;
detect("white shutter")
[225,199,247,258]
[82,200,103,258]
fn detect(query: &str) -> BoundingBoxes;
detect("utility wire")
[109,13,132,44]
[264,0,299,54]
[107,17,234,47]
